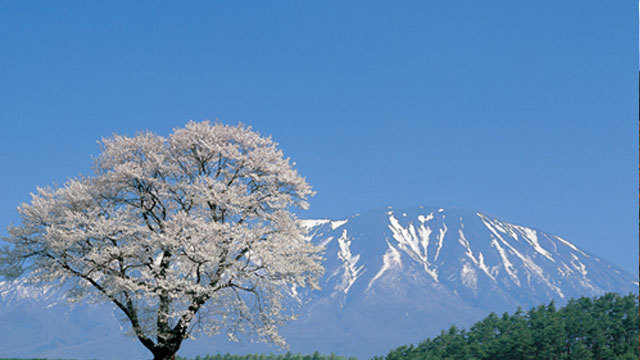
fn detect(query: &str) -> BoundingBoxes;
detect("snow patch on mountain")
[459,229,495,282]
[417,223,433,257]
[299,219,330,229]
[460,262,478,292]
[335,230,364,294]
[556,235,589,258]
[435,224,448,261]
[418,213,434,223]
[570,253,588,277]
[330,219,348,230]
[387,213,439,282]
[521,254,564,298]
[478,214,556,263]
[300,219,331,242]
[516,226,554,261]
[493,224,561,296]
[490,238,520,286]
[318,236,334,249]
[367,240,403,292]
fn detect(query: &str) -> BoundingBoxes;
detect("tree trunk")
[153,352,177,360]
[151,319,186,360]
[152,346,178,360]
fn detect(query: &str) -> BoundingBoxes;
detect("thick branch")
[47,254,157,352]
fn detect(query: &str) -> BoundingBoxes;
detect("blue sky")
[0,1,637,275]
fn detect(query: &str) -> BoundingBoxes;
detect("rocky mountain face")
[0,206,636,359]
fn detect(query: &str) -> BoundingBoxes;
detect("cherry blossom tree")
[0,121,323,360]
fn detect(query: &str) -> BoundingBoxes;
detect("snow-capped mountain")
[264,206,637,357]
[0,206,636,359]
[302,206,635,309]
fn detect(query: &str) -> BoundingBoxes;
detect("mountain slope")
[0,206,636,359]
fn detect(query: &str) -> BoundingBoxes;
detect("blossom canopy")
[1,121,323,360]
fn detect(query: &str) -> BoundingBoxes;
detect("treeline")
[376,292,638,360]
[177,352,357,360]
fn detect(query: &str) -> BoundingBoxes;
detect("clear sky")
[0,1,637,275]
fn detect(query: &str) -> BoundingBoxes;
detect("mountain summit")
[304,206,635,308]
[0,206,636,359]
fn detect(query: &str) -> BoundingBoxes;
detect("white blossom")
[1,121,323,360]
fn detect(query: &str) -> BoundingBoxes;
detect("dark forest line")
[374,292,638,360]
